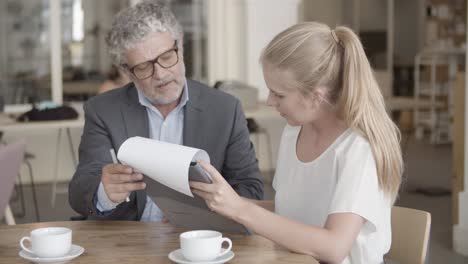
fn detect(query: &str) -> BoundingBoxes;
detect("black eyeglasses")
[125,41,179,80]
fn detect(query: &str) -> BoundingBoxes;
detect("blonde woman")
[190,22,402,264]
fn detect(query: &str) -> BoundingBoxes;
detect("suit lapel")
[119,86,148,220]
[183,81,204,149]
[120,87,149,140]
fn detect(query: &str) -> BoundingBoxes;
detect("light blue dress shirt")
[96,82,189,221]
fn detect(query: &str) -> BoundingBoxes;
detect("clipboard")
[144,177,252,235]
[188,162,212,184]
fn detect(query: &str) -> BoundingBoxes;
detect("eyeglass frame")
[123,40,179,80]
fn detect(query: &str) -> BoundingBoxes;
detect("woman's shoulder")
[335,129,372,156]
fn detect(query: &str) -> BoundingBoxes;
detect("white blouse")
[273,125,392,264]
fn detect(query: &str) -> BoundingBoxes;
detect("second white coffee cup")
[180,230,232,262]
[19,227,72,258]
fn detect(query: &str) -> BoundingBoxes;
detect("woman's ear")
[312,87,331,105]
[300,91,316,109]
[309,90,321,105]
[313,86,327,99]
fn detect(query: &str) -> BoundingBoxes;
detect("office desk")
[0,114,85,207]
[0,221,319,263]
[63,81,99,96]
[0,115,84,132]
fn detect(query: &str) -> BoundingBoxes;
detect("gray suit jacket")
[69,80,264,220]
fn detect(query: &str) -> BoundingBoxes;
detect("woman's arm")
[237,202,365,263]
[190,161,365,264]
[243,198,274,211]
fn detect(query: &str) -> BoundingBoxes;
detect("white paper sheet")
[117,136,210,197]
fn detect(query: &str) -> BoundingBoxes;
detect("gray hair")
[106,0,184,65]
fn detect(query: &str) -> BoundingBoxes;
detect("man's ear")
[120,66,134,81]
[119,68,130,78]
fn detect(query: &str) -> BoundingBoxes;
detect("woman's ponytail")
[335,26,402,202]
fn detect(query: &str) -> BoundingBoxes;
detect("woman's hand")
[189,160,248,221]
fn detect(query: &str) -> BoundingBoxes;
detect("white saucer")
[19,244,85,264]
[168,249,234,264]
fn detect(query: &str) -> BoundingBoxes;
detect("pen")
[110,148,130,202]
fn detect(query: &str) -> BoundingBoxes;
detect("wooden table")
[0,221,319,263]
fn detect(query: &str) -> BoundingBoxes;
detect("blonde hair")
[261,22,402,202]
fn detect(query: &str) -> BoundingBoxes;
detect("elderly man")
[69,1,264,221]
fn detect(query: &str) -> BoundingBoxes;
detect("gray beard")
[138,64,186,106]
[144,84,183,105]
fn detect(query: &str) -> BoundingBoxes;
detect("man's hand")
[101,164,146,203]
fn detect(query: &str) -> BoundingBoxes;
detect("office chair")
[0,140,27,225]
[385,206,431,264]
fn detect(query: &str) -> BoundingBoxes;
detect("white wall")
[207,0,246,85]
[207,0,301,101]
[244,0,302,100]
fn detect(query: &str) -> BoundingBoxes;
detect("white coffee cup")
[19,227,72,258]
[180,230,232,262]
